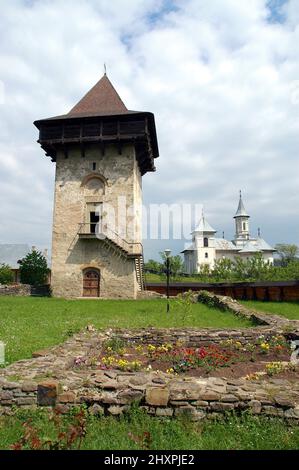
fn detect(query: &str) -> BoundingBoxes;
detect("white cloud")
[0,0,298,259]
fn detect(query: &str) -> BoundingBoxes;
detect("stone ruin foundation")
[1,292,299,422]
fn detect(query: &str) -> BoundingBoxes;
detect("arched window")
[204,237,209,247]
[243,222,246,231]
[81,173,106,197]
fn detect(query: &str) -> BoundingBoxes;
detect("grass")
[0,296,252,364]
[1,407,299,450]
[241,301,299,320]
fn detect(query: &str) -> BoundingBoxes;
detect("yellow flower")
[265,362,286,376]
[245,371,264,381]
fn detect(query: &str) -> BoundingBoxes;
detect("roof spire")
[234,190,249,218]
[258,227,261,237]
[193,209,217,234]
[104,63,107,76]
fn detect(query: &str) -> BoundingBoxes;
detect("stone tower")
[234,190,250,246]
[34,74,159,298]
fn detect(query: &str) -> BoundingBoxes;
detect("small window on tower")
[92,162,96,171]
[243,222,246,230]
[204,237,209,247]
[205,252,208,258]
[90,211,99,234]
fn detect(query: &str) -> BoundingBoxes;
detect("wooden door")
[83,270,100,297]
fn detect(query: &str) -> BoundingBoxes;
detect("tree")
[144,259,163,274]
[0,264,14,285]
[19,250,49,286]
[212,258,233,281]
[197,264,211,282]
[275,244,299,266]
[159,252,184,279]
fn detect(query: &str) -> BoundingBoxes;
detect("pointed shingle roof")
[68,74,130,117]
[193,215,217,234]
[234,191,249,218]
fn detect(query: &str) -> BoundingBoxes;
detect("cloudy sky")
[0,0,299,260]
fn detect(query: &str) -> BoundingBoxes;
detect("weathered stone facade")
[51,143,142,299]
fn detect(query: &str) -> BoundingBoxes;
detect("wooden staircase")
[135,254,145,291]
[78,223,145,291]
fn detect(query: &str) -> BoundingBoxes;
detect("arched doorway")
[83,269,100,297]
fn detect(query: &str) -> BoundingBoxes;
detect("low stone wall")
[1,370,299,421]
[196,290,299,338]
[109,326,278,347]
[0,284,31,296]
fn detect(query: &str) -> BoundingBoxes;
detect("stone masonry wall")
[0,284,31,296]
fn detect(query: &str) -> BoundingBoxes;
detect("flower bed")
[72,334,298,381]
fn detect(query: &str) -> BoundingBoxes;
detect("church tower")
[234,191,250,246]
[192,213,217,270]
[34,73,159,298]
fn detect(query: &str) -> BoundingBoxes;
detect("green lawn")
[0,297,252,364]
[1,407,298,450]
[241,301,299,320]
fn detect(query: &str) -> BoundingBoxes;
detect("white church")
[182,192,275,274]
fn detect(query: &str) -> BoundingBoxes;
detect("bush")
[0,264,14,285]
[19,250,49,286]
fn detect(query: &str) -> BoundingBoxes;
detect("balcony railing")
[78,223,143,256]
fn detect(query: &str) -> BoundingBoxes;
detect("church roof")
[193,215,217,234]
[214,238,238,251]
[181,242,196,253]
[238,238,275,253]
[238,240,260,253]
[234,191,249,218]
[255,237,275,251]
